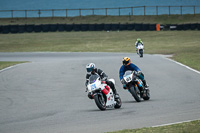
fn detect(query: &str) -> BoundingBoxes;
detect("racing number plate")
[125,75,132,82]
[90,84,97,90]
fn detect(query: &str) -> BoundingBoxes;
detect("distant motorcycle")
[121,70,150,102]
[87,74,122,111]
[136,43,144,57]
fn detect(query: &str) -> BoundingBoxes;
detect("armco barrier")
[191,23,197,30]
[65,24,73,31]
[142,24,149,31]
[26,25,34,32]
[0,25,2,33]
[127,24,135,30]
[177,24,183,30]
[41,24,49,32]
[96,24,104,31]
[49,24,58,32]
[104,24,111,31]
[88,24,96,31]
[135,23,142,31]
[10,25,19,33]
[18,25,26,33]
[58,24,65,31]
[2,25,10,33]
[183,24,190,30]
[0,23,199,34]
[149,24,156,31]
[81,24,88,31]
[111,24,119,31]
[119,24,127,30]
[198,24,200,30]
[34,25,42,32]
[73,24,81,31]
[170,24,177,31]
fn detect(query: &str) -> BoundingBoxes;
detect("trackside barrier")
[96,24,104,31]
[58,24,65,31]
[0,23,200,34]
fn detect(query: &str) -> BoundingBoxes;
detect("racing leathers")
[119,63,148,89]
[135,40,144,48]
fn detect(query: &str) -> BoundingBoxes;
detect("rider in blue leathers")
[119,57,148,89]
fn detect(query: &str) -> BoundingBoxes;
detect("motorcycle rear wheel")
[94,94,106,111]
[114,97,122,109]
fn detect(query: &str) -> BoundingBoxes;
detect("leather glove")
[120,79,124,84]
[136,71,142,76]
[102,77,107,81]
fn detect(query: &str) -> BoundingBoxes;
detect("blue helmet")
[86,63,95,73]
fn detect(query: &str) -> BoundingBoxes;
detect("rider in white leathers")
[85,63,119,100]
[135,38,144,53]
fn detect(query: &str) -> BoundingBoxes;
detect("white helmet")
[86,63,95,73]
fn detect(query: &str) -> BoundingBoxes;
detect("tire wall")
[0,23,199,34]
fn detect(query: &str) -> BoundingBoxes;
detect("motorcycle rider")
[135,38,144,53]
[135,38,144,48]
[85,63,119,99]
[119,57,149,89]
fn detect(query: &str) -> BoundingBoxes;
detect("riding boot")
[142,79,149,88]
[106,81,119,99]
[112,87,119,99]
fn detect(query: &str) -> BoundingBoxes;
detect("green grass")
[0,61,27,70]
[108,120,200,133]
[0,31,200,71]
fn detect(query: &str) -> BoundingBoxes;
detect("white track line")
[0,64,19,73]
[163,55,200,74]
[152,119,200,127]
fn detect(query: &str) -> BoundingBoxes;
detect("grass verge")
[0,61,27,70]
[108,120,200,133]
[0,31,199,71]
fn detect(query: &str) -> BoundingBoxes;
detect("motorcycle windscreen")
[89,74,100,84]
[123,70,132,77]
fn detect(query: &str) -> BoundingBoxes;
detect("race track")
[0,52,200,133]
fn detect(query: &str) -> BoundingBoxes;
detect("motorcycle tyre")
[114,96,122,109]
[139,50,143,58]
[143,89,150,100]
[94,94,106,111]
[129,86,141,102]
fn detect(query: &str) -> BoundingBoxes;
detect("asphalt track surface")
[0,52,200,133]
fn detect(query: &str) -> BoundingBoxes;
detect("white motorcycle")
[87,74,122,111]
[136,43,144,57]
[122,70,150,102]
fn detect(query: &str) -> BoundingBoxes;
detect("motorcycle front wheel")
[129,85,142,102]
[143,89,150,100]
[139,50,143,57]
[94,94,106,111]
